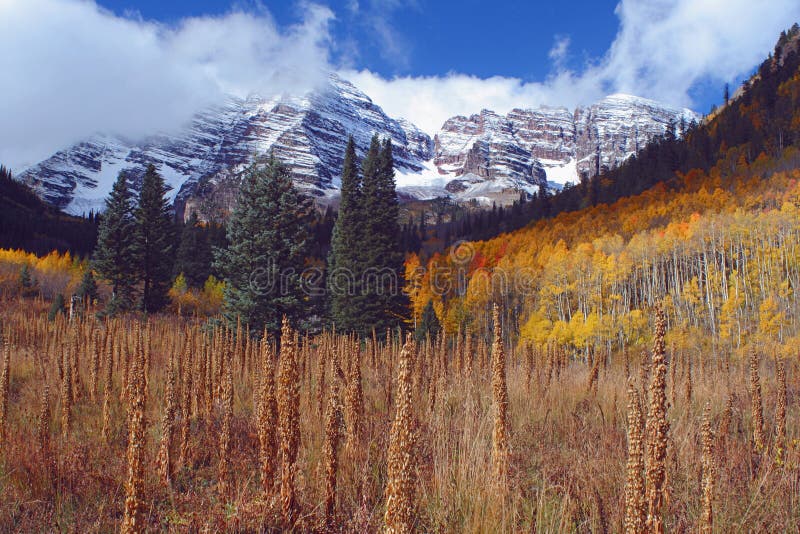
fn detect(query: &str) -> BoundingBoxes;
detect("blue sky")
[2,0,800,168]
[95,0,620,85]
[91,0,763,116]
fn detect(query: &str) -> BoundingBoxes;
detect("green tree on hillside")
[136,164,175,313]
[362,136,407,332]
[174,212,213,287]
[415,299,441,342]
[76,269,99,304]
[328,134,407,336]
[328,136,365,332]
[93,171,139,314]
[214,157,313,336]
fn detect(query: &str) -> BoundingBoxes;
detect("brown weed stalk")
[383,335,417,534]
[749,350,765,451]
[491,304,510,486]
[623,380,646,534]
[645,307,669,534]
[278,317,301,525]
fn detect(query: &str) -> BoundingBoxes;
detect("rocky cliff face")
[18,74,697,215]
[573,94,697,177]
[427,94,697,202]
[18,75,434,217]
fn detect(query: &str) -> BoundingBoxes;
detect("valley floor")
[0,299,798,532]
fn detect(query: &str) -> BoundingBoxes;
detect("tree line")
[0,165,98,256]
[91,135,407,339]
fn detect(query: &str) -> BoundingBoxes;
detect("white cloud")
[2,0,798,170]
[340,70,605,134]
[600,0,799,104]
[0,0,333,170]
[347,0,420,69]
[548,35,571,66]
[343,0,800,132]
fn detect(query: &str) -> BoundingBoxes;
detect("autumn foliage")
[409,147,800,363]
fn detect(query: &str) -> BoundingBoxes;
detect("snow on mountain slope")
[399,94,698,203]
[18,74,434,216]
[18,73,697,214]
[574,93,698,178]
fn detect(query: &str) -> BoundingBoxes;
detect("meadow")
[0,297,796,532]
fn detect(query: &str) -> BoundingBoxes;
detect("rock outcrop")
[425,94,698,203]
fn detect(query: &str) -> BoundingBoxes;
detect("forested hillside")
[420,24,800,251]
[409,25,800,355]
[0,166,97,256]
[2,18,800,534]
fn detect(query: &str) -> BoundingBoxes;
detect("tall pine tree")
[136,164,175,313]
[328,136,365,333]
[415,299,441,342]
[214,156,313,336]
[93,171,140,314]
[376,137,408,324]
[328,134,407,336]
[361,135,406,333]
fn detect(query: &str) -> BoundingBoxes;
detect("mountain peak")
[422,92,700,204]
[19,74,434,217]
[17,75,698,216]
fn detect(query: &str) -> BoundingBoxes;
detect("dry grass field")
[0,297,798,532]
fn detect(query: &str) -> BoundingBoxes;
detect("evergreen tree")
[19,264,33,291]
[136,164,175,313]
[214,156,313,336]
[358,135,385,333]
[329,134,407,336]
[93,171,139,314]
[328,136,365,332]
[415,299,440,343]
[369,137,407,330]
[174,212,212,287]
[76,269,99,304]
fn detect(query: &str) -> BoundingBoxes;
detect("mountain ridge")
[16,75,697,218]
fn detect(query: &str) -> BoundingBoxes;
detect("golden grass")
[0,297,798,532]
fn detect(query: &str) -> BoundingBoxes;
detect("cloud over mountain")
[2,0,798,170]
[0,0,333,168]
[343,0,800,132]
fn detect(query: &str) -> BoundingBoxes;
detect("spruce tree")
[174,212,212,287]
[93,171,139,314]
[76,269,99,304]
[136,164,175,313]
[328,135,407,336]
[376,138,407,323]
[328,136,365,333]
[48,294,66,322]
[19,264,33,291]
[415,300,440,342]
[361,135,406,333]
[214,156,313,336]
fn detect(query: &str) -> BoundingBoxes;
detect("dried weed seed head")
[645,306,669,534]
[749,350,766,451]
[775,357,787,452]
[491,304,510,485]
[624,380,646,534]
[700,403,715,534]
[278,317,301,524]
[383,334,417,534]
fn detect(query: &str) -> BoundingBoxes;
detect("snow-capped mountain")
[17,75,697,216]
[394,94,698,204]
[18,74,434,217]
